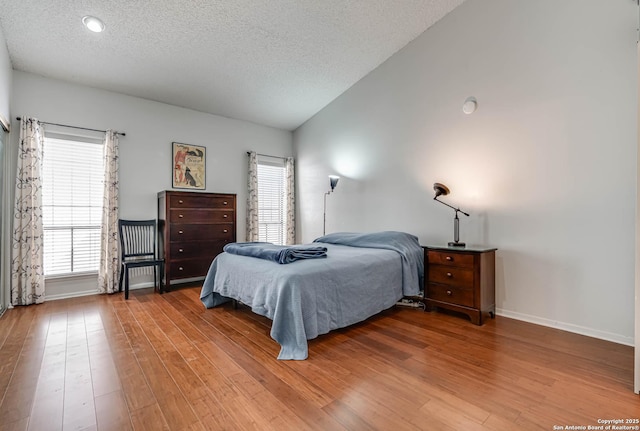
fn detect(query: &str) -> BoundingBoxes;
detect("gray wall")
[0,27,10,121]
[294,0,637,344]
[0,26,11,312]
[11,71,293,298]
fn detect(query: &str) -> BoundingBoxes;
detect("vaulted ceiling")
[0,0,466,130]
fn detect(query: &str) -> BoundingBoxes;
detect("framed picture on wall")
[172,142,206,190]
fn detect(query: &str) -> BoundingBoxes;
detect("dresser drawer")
[169,223,234,241]
[428,264,474,287]
[169,208,234,223]
[428,250,474,268]
[169,258,215,279]
[169,241,228,259]
[169,194,233,209]
[427,283,474,307]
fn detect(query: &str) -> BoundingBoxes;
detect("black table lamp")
[433,182,469,247]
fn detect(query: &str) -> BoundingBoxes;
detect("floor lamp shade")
[329,175,339,192]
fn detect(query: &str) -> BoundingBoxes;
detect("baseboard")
[44,281,156,302]
[45,289,101,301]
[496,308,634,347]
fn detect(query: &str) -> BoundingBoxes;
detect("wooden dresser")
[158,191,236,288]
[423,245,497,325]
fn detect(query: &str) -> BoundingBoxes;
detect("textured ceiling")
[0,0,466,130]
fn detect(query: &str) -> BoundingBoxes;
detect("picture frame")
[172,142,206,190]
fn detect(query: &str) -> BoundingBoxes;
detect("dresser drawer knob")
[223,201,228,205]
[178,200,183,204]
[178,249,184,253]
[445,256,452,261]
[223,214,228,218]
[178,214,184,218]
[223,229,228,233]
[446,272,452,278]
[178,230,183,234]
[446,290,452,296]
[179,267,184,271]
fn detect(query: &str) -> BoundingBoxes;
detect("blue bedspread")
[314,231,423,295]
[223,242,327,264]
[200,231,423,360]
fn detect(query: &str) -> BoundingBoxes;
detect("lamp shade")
[329,175,340,192]
[433,182,450,198]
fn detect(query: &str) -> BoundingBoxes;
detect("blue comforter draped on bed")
[223,242,327,264]
[200,231,423,360]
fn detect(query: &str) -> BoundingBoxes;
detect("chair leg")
[158,263,164,294]
[124,268,129,300]
[153,266,158,294]
[118,264,124,292]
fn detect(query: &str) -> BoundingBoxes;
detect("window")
[257,157,287,245]
[42,135,104,276]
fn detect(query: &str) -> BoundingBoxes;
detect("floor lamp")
[323,175,340,236]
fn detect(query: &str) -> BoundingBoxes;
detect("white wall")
[0,26,11,312]
[635,42,640,394]
[0,27,11,121]
[11,71,292,298]
[294,0,637,344]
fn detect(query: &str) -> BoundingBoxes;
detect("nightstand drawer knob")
[447,272,452,277]
[223,214,228,218]
[179,200,183,204]
[446,290,452,296]
[223,201,228,205]
[445,256,453,261]
[179,267,184,271]
[223,229,228,233]
[178,230,183,234]
[178,249,184,253]
[178,214,184,218]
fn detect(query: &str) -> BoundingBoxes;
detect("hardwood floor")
[0,285,637,431]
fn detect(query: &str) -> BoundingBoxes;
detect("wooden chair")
[118,219,164,299]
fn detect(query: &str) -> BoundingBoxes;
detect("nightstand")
[423,245,497,325]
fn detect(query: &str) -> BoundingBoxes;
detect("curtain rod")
[15,117,126,136]
[247,151,287,160]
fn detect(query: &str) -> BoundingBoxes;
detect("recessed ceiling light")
[82,16,105,33]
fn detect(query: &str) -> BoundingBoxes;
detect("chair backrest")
[118,219,158,261]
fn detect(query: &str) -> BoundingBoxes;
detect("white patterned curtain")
[246,151,259,242]
[11,117,45,305]
[285,157,295,245]
[98,130,119,294]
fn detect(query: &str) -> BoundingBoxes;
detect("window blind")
[42,136,104,276]
[257,157,286,245]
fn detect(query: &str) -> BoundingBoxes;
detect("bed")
[200,231,424,360]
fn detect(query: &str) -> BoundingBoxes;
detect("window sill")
[45,271,98,281]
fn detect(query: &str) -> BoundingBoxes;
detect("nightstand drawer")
[428,250,474,268]
[427,283,474,307]
[428,264,474,287]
